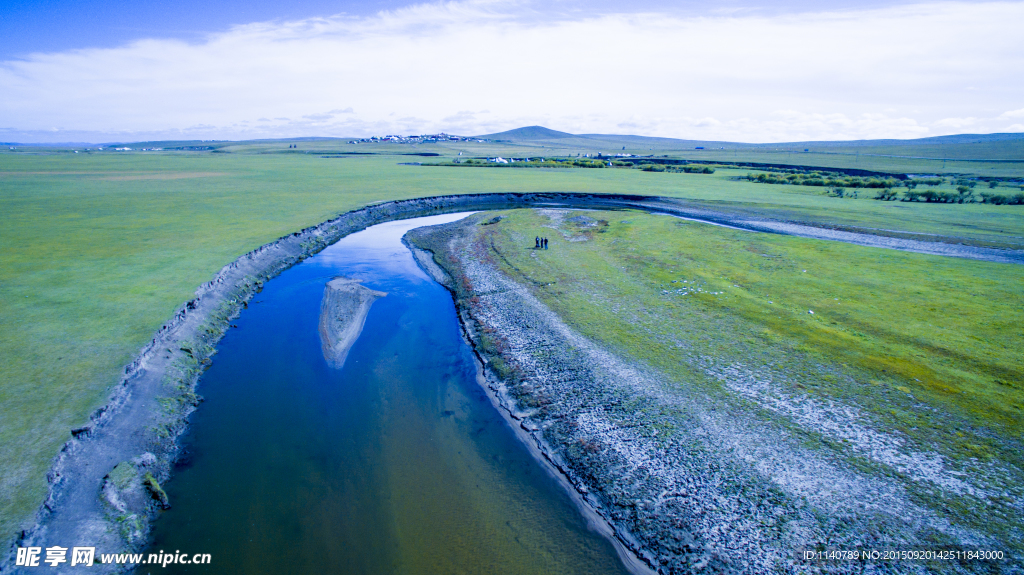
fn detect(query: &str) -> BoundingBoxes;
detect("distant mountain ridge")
[475,125,1024,148]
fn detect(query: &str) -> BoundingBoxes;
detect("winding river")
[144,213,631,574]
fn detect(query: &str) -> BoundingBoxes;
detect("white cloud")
[1001,108,1024,119]
[692,118,722,128]
[2,0,1023,142]
[934,117,978,128]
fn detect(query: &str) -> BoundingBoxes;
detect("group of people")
[535,236,549,249]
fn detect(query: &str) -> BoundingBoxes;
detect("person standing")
[535,236,540,248]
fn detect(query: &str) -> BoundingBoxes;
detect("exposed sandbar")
[318,277,386,369]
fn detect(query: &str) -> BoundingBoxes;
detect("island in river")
[318,277,386,369]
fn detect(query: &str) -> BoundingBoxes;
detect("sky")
[1,0,1022,143]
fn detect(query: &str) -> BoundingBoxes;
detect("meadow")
[1,137,1022,549]
[474,128,1024,178]
[478,209,1023,458]
[421,204,1024,558]
[445,207,1024,553]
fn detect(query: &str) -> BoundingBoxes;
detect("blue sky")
[2,0,1022,143]
[2,0,927,60]
[1,0,405,60]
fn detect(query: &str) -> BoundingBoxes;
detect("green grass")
[477,208,1023,458]
[473,208,1023,538]
[455,132,1024,178]
[1,140,1022,547]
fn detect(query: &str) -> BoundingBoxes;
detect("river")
[144,213,630,574]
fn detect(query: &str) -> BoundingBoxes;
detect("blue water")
[144,213,630,574]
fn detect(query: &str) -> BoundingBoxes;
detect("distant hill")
[474,126,577,140]
[470,126,1024,161]
[581,133,749,149]
[581,129,1019,148]
[766,132,1024,148]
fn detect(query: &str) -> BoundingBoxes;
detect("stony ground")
[406,212,1021,575]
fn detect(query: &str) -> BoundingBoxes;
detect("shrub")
[957,186,976,203]
[925,190,964,203]
[980,192,1024,205]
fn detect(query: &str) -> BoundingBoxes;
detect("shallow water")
[145,213,629,574]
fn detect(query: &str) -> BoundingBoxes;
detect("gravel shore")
[406,212,1020,575]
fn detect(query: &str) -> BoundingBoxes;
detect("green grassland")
[473,208,1023,537]
[428,162,1024,248]
[476,127,1024,178]
[477,125,1024,175]
[478,208,1024,439]
[1,137,1022,548]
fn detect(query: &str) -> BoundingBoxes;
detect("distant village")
[349,133,483,144]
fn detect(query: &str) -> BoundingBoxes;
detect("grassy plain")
[480,209,1023,438]
[475,208,1023,537]
[476,129,1024,178]
[1,138,1022,547]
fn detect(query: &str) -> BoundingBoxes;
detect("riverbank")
[404,211,1022,574]
[6,192,1020,573]
[1,193,687,571]
[1,194,543,571]
[405,238,658,575]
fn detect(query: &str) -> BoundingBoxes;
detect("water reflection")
[145,213,630,575]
